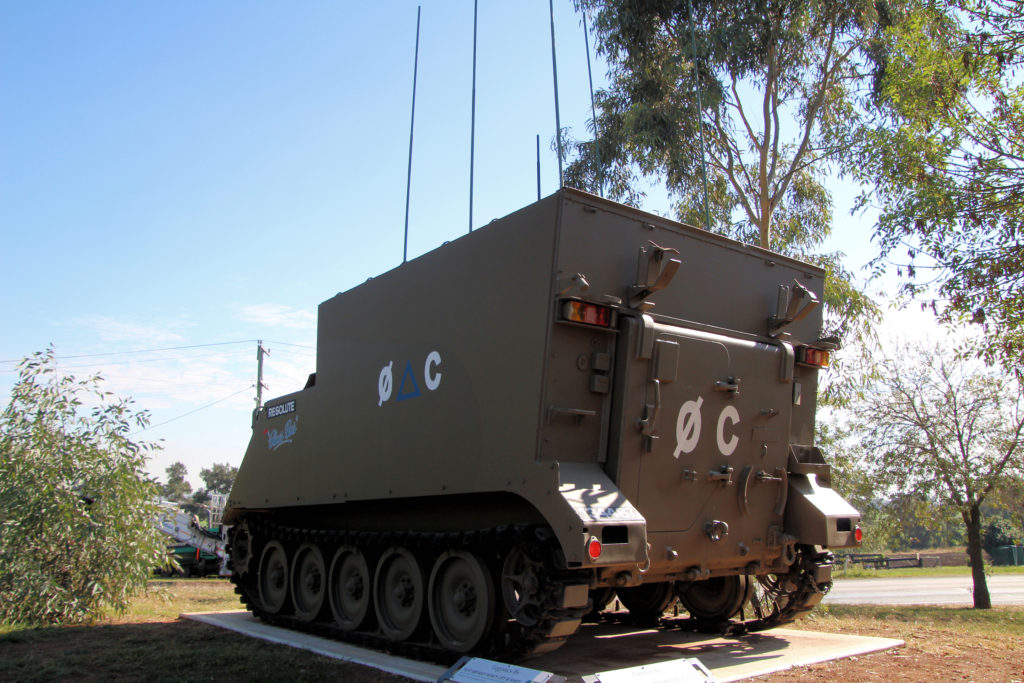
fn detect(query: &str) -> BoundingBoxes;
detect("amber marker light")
[796,346,831,368]
[563,300,613,328]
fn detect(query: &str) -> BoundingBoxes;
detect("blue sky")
[0,1,931,488]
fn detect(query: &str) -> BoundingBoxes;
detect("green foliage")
[181,462,237,520]
[567,0,880,389]
[853,343,1024,513]
[845,0,1024,367]
[198,462,237,495]
[569,0,876,242]
[816,421,894,551]
[846,341,1024,605]
[982,520,1016,557]
[160,461,192,503]
[0,349,167,625]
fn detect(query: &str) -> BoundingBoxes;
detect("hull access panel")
[630,316,794,564]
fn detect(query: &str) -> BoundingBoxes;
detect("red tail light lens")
[854,526,863,543]
[587,537,602,560]
[565,301,610,327]
[562,300,613,328]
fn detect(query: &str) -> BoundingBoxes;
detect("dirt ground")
[755,616,1024,682]
[3,613,1021,682]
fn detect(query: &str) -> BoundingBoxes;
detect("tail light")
[562,300,613,328]
[796,345,831,368]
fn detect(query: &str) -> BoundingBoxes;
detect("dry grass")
[0,579,406,683]
[762,604,1024,681]
[2,579,1022,682]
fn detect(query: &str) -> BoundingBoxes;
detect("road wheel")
[428,550,495,653]
[374,547,425,641]
[678,575,753,622]
[258,541,290,614]
[616,582,676,623]
[291,542,327,621]
[328,545,373,631]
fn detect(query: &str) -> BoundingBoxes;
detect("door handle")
[637,378,661,436]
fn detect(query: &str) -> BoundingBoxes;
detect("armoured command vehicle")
[225,188,861,659]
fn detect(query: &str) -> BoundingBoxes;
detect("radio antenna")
[582,10,602,196]
[548,0,564,187]
[403,6,422,263]
[536,134,541,200]
[687,0,713,230]
[469,0,478,233]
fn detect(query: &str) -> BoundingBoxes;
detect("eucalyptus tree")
[567,0,882,365]
[848,0,1024,366]
[0,349,167,624]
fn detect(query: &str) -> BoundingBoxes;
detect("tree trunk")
[965,503,992,609]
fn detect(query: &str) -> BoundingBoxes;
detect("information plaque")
[436,656,565,683]
[581,657,716,683]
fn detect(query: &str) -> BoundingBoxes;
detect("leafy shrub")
[0,349,167,624]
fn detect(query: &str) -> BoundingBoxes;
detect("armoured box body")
[227,188,859,585]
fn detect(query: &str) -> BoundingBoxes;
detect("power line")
[263,340,316,351]
[47,352,250,372]
[1,339,317,366]
[0,340,258,365]
[132,385,255,435]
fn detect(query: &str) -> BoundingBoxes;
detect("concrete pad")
[185,610,902,682]
[532,621,903,682]
[183,611,444,682]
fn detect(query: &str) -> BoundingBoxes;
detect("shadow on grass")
[0,619,408,683]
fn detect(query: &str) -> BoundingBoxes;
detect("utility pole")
[256,340,269,409]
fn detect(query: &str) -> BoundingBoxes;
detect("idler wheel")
[374,547,426,641]
[428,550,495,653]
[290,542,327,622]
[616,582,676,623]
[257,540,290,614]
[229,521,254,576]
[328,545,373,631]
[678,575,753,622]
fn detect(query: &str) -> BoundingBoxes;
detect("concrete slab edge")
[183,611,905,683]
[183,610,443,682]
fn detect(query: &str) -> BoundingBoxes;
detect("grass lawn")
[833,563,1024,579]
[0,579,408,683]
[2,576,1022,682]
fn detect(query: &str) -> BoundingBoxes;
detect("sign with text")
[581,657,715,683]
[437,657,564,683]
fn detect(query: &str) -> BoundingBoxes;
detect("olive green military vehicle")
[225,188,861,659]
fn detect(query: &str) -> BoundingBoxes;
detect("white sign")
[446,657,559,683]
[582,657,716,683]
